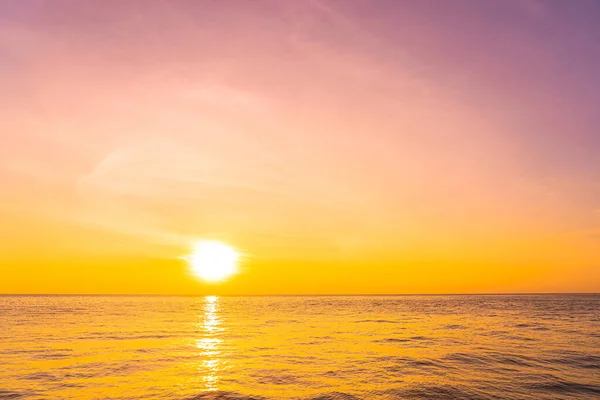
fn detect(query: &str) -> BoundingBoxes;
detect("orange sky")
[1,1,599,294]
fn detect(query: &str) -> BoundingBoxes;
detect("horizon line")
[1,292,598,297]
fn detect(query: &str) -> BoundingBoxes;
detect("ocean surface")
[1,295,599,399]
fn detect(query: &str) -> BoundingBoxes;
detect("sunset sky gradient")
[1,0,599,294]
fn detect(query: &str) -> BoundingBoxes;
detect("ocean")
[1,295,599,399]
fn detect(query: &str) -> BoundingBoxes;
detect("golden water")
[1,295,599,399]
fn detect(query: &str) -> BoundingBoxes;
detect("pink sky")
[1,0,599,294]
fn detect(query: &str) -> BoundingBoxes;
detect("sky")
[1,0,599,294]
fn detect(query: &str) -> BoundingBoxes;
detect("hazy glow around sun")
[188,241,239,282]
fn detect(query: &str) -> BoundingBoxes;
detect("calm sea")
[1,295,599,399]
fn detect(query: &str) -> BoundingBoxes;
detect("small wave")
[0,348,71,356]
[503,335,538,342]
[381,384,485,399]
[515,323,532,328]
[0,389,31,399]
[515,323,550,331]
[443,324,467,329]
[526,380,600,395]
[107,361,153,376]
[187,391,264,400]
[264,319,301,325]
[308,392,361,400]
[494,354,535,367]
[444,352,489,366]
[373,336,433,346]
[135,348,156,353]
[62,371,98,379]
[373,338,410,343]
[34,352,72,360]
[377,356,444,372]
[444,352,535,368]
[546,353,600,370]
[80,334,175,340]
[255,373,302,385]
[481,330,509,337]
[20,372,57,381]
[355,319,398,324]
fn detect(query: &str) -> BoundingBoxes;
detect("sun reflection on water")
[196,295,225,391]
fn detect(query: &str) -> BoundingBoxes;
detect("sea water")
[1,295,599,399]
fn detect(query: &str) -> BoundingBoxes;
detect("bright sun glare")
[188,241,239,282]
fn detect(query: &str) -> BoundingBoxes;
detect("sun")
[188,241,239,282]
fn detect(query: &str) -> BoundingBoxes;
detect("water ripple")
[1,295,598,400]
